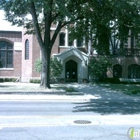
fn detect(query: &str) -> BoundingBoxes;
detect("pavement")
[0,82,140,102]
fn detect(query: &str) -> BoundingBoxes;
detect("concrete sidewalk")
[0,82,140,101]
[0,82,97,101]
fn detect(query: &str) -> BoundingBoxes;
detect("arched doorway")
[128,64,140,78]
[113,64,122,78]
[65,60,77,82]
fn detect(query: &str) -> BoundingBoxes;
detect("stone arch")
[128,64,140,78]
[113,64,122,78]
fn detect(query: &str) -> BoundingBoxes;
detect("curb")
[0,93,96,102]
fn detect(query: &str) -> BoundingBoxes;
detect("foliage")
[0,0,90,88]
[35,59,42,73]
[1,0,140,88]
[0,78,17,82]
[50,57,63,78]
[69,0,140,54]
[100,83,140,95]
[65,87,78,92]
[88,56,111,79]
[30,79,41,84]
[35,57,63,79]
[100,78,120,84]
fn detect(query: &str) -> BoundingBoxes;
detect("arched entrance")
[113,64,122,78]
[65,60,77,82]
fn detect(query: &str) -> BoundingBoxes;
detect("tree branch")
[61,16,84,28]
[50,21,62,49]
[30,2,44,47]
[44,0,53,47]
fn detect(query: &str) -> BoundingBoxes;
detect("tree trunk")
[40,48,51,89]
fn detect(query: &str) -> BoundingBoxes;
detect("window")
[68,33,73,46]
[113,64,122,78]
[0,41,13,68]
[59,33,65,46]
[25,39,29,60]
[77,39,83,47]
[128,64,140,78]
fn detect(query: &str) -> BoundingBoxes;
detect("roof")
[57,46,89,57]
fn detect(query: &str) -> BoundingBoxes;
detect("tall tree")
[1,0,140,88]
[69,0,140,55]
[0,0,88,88]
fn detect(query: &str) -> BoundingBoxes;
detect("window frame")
[113,64,122,78]
[0,41,13,68]
[128,64,140,78]
[59,32,65,46]
[25,39,29,60]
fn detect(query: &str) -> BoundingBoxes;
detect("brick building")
[0,10,140,82]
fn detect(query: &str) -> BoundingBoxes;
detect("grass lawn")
[99,83,140,95]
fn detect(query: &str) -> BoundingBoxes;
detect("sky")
[0,10,22,31]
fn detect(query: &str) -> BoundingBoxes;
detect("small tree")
[88,56,111,80]
[35,57,63,82]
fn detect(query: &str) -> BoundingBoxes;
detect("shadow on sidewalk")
[73,99,140,115]
[72,84,140,115]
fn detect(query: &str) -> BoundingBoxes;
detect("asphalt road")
[0,100,140,140]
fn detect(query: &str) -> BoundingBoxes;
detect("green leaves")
[88,56,111,79]
[50,57,63,78]
[35,57,63,78]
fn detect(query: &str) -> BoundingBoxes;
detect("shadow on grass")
[72,83,140,115]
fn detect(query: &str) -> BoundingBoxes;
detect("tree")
[0,0,89,88]
[35,57,63,82]
[88,56,111,79]
[1,0,140,88]
[69,0,140,55]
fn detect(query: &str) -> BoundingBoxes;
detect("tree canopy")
[69,0,140,54]
[0,0,90,88]
[0,0,140,87]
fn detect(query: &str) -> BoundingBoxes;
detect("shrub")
[88,56,111,79]
[100,78,120,84]
[131,89,140,94]
[65,87,78,92]
[0,78,17,82]
[0,78,4,82]
[30,79,41,83]
[35,57,63,82]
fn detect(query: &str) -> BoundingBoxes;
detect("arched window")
[68,33,73,46]
[113,64,122,78]
[25,39,29,60]
[59,32,65,46]
[128,64,140,78]
[77,39,83,47]
[0,41,13,68]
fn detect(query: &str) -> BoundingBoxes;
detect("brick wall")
[107,56,140,78]
[0,31,22,42]
[21,30,33,82]
[0,31,22,79]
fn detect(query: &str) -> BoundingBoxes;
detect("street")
[0,99,140,140]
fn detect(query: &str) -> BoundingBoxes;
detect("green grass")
[55,86,78,92]
[99,83,140,95]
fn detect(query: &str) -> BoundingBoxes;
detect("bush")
[30,79,41,83]
[100,78,120,84]
[0,78,17,82]
[88,56,111,79]
[65,87,78,92]
[35,57,63,82]
[131,89,140,94]
[0,78,4,82]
